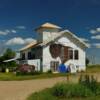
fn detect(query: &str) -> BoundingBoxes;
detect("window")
[68,49,73,59]
[74,50,79,60]
[22,53,25,60]
[31,53,36,59]
[28,52,32,59]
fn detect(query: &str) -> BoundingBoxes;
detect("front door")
[50,61,59,72]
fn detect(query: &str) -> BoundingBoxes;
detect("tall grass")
[52,83,93,98]
[27,75,100,100]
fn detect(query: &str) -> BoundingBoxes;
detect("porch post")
[73,49,74,60]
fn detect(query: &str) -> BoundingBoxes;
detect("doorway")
[50,61,59,72]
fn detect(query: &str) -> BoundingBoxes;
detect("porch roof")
[19,41,38,51]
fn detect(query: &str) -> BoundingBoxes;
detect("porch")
[19,59,41,71]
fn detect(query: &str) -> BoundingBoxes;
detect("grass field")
[0,64,99,81]
[27,83,100,100]
[27,65,100,100]
[0,73,68,81]
[27,90,100,100]
[86,64,100,73]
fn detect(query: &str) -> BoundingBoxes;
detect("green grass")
[27,90,100,100]
[27,83,100,100]
[28,92,100,100]
[0,64,100,81]
[86,64,100,73]
[27,73,100,100]
[27,89,100,100]
[0,72,68,81]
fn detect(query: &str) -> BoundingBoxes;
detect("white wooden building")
[19,22,88,72]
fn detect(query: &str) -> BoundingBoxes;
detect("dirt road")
[0,73,99,100]
[0,77,71,100]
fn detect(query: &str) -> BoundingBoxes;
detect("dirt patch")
[0,77,69,100]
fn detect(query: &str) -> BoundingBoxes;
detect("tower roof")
[36,22,62,30]
[41,22,61,29]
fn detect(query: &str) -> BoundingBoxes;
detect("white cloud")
[91,35,100,39]
[0,30,10,35]
[11,30,17,33]
[90,27,100,34]
[79,37,89,42]
[93,43,100,48]
[96,28,100,32]
[16,26,26,29]
[6,37,25,45]
[24,38,36,44]
[89,29,97,34]
[6,37,36,45]
[0,29,17,35]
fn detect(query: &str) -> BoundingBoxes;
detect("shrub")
[52,83,93,98]
[47,70,52,74]
[16,64,36,75]
[52,83,66,97]
[27,88,55,100]
[79,74,100,95]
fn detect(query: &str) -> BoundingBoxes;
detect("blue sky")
[0,0,100,64]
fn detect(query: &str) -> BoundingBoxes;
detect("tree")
[0,48,17,72]
[3,48,16,60]
[86,58,90,66]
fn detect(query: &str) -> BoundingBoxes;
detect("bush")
[16,71,42,76]
[79,74,100,95]
[27,88,55,100]
[52,83,66,97]
[47,70,52,74]
[52,83,93,98]
[16,64,37,75]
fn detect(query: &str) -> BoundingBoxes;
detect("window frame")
[22,53,25,60]
[74,50,79,60]
[68,48,73,59]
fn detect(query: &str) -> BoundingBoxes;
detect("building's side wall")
[42,29,60,41]
[20,47,42,71]
[43,45,52,72]
[27,59,40,71]
[43,36,86,72]
[43,45,62,72]
[57,36,86,71]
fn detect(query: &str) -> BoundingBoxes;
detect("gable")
[42,30,88,49]
[43,30,87,50]
[56,36,80,49]
[20,29,88,52]
[57,36,85,51]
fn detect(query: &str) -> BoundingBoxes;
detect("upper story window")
[68,49,73,59]
[74,50,79,60]
[68,49,79,60]
[22,53,25,60]
[28,52,32,59]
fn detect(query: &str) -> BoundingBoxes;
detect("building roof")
[19,22,89,51]
[36,22,62,29]
[39,30,89,48]
[19,29,88,51]
[20,41,37,51]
